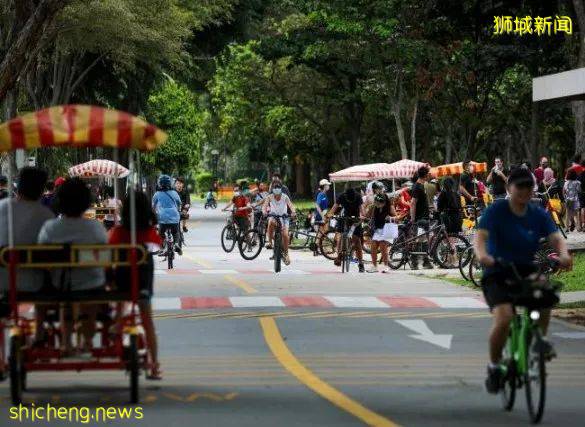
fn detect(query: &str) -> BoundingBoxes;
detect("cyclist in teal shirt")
[474,167,571,394]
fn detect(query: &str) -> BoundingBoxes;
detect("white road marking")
[427,297,487,308]
[396,319,453,349]
[152,297,181,310]
[324,296,389,308]
[229,296,286,308]
[554,332,585,339]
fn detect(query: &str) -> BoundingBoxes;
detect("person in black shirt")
[327,186,365,272]
[174,178,191,233]
[366,193,397,273]
[486,157,508,199]
[410,166,433,269]
[459,161,477,204]
[437,177,463,267]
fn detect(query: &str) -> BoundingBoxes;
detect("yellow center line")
[224,275,257,294]
[259,316,399,427]
[182,253,213,269]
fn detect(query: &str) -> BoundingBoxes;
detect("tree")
[0,0,71,103]
[143,80,202,175]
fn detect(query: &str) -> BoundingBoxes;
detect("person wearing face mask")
[222,185,252,233]
[262,183,296,265]
[269,172,291,197]
[326,186,366,272]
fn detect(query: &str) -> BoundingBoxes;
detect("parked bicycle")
[389,220,469,270]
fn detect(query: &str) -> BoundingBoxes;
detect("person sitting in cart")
[0,168,54,319]
[109,192,162,380]
[38,178,108,355]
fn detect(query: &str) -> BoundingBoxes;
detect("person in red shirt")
[565,154,585,179]
[222,185,252,232]
[533,157,548,185]
[395,184,412,220]
[109,192,162,380]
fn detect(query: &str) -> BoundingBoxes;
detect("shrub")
[195,171,214,193]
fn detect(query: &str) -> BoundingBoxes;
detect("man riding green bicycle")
[473,167,571,394]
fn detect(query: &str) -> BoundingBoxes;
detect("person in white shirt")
[0,168,54,295]
[262,183,296,265]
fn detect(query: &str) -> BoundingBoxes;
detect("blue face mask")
[273,188,282,195]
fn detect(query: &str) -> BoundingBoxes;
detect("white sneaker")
[381,267,390,273]
[366,266,378,273]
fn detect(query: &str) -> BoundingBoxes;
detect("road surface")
[1,200,584,426]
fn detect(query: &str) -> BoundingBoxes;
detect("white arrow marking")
[396,319,453,350]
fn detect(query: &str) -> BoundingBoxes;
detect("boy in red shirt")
[222,186,252,232]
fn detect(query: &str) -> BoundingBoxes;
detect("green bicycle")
[496,261,561,424]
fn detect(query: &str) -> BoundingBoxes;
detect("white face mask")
[273,188,282,195]
[234,191,241,197]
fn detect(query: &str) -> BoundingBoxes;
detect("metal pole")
[113,148,119,225]
[128,150,137,246]
[7,154,13,248]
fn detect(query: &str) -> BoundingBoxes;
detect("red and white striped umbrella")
[69,159,129,178]
[329,160,428,182]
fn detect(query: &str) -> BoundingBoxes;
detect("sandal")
[146,363,162,380]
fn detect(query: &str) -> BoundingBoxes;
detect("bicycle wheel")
[274,232,282,273]
[432,234,470,269]
[239,229,264,261]
[388,237,407,270]
[289,229,310,250]
[319,231,338,260]
[458,246,473,281]
[221,225,236,253]
[525,329,546,424]
[469,255,483,288]
[167,247,174,270]
[501,338,517,411]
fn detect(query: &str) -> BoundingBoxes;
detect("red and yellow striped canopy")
[431,161,488,177]
[0,105,167,152]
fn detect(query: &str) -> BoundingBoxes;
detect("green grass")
[556,253,585,292]
[292,199,315,212]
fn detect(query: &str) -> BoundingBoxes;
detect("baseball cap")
[319,179,331,186]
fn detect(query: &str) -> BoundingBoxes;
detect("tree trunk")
[294,156,305,196]
[393,102,408,159]
[530,102,539,166]
[0,0,71,103]
[444,126,453,163]
[572,0,585,155]
[410,96,418,161]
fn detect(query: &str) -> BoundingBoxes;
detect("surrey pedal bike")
[495,260,561,424]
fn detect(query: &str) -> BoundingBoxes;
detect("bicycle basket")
[508,279,562,309]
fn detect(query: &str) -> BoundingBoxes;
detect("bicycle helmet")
[158,174,172,191]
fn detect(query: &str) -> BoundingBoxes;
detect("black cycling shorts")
[481,265,537,310]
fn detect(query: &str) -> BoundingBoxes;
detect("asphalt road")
[1,200,584,426]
